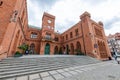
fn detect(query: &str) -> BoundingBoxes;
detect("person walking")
[25,50,29,55]
[63,51,66,55]
[114,52,117,61]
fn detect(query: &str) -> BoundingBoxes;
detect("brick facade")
[0,0,111,60]
[0,0,28,59]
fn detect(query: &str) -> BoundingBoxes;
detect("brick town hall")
[0,0,111,60]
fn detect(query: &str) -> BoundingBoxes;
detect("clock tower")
[40,12,55,55]
[41,12,55,38]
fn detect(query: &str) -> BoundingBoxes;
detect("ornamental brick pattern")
[0,0,111,60]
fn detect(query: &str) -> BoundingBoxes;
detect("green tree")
[18,43,28,54]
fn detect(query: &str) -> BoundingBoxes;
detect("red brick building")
[0,0,111,60]
[0,0,28,59]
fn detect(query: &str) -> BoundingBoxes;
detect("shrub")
[75,49,85,55]
[14,51,22,57]
[18,43,28,54]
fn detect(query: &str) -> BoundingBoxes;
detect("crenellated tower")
[40,12,56,55]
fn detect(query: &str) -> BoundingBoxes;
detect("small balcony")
[42,36,54,42]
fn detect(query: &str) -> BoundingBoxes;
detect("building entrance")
[45,43,50,55]
[66,45,69,54]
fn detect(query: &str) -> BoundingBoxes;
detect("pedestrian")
[114,54,117,61]
[108,56,112,60]
[25,50,29,55]
[64,51,66,55]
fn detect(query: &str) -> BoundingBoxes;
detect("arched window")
[0,1,3,6]
[70,32,73,38]
[75,41,81,54]
[66,44,69,54]
[66,34,68,40]
[45,32,51,40]
[76,41,81,50]
[29,43,35,54]
[31,32,37,38]
[70,43,74,55]
[54,46,59,54]
[75,29,79,36]
[54,37,59,41]
[30,43,35,50]
[62,36,64,41]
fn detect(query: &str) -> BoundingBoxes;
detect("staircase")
[0,55,101,79]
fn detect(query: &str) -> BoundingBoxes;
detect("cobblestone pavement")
[5,61,120,80]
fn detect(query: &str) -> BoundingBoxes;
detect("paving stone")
[29,74,40,80]
[52,74,64,80]
[74,70,83,73]
[83,68,94,71]
[68,67,74,70]
[87,67,96,70]
[6,78,16,80]
[33,78,41,80]
[63,68,69,71]
[40,72,50,77]
[68,71,78,75]
[59,77,78,80]
[73,66,80,69]
[61,72,72,77]
[42,76,55,80]
[57,69,65,73]
[80,68,89,71]
[16,76,28,80]
[49,71,58,75]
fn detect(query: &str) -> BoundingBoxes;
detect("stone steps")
[0,65,67,75]
[0,55,101,79]
[0,66,66,79]
[0,63,74,72]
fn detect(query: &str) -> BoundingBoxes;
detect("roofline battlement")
[80,11,91,19]
[42,12,55,21]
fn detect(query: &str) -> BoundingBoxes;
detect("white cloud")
[27,0,120,35]
[105,22,120,36]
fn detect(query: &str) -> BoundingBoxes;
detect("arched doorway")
[30,43,35,54]
[62,45,65,54]
[59,47,62,54]
[66,44,69,54]
[76,41,81,55]
[45,43,50,55]
[70,43,74,55]
[54,46,59,54]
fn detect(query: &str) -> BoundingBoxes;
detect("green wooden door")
[45,43,50,55]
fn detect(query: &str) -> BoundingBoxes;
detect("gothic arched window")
[0,1,3,6]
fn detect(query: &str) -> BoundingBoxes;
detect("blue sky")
[27,0,120,36]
